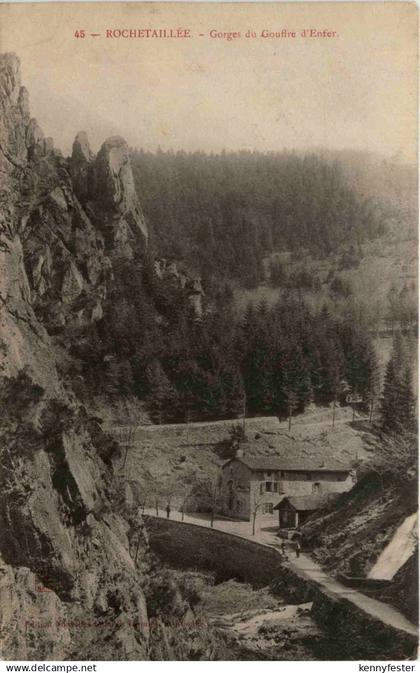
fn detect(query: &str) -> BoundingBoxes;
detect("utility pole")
[332,398,336,428]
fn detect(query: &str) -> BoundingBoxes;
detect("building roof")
[273,495,331,512]
[224,454,350,473]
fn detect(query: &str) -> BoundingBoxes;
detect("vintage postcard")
[0,0,418,663]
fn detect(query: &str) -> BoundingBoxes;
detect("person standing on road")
[295,539,301,558]
[166,504,171,519]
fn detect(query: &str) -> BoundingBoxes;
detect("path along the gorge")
[143,509,418,640]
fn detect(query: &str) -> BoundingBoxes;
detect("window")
[264,481,278,492]
[264,503,274,514]
[312,482,321,493]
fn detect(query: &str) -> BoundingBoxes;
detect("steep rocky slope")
[300,472,418,623]
[0,52,161,660]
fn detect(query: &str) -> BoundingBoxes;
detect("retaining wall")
[144,515,284,585]
[144,516,418,660]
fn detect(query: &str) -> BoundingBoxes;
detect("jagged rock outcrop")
[70,131,94,203]
[154,258,204,316]
[70,133,148,259]
[1,51,149,342]
[0,53,151,659]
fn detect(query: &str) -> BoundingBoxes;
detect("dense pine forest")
[71,255,384,426]
[131,149,387,287]
[67,149,416,429]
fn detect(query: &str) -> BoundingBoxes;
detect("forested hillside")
[72,266,381,424]
[107,148,416,425]
[131,149,408,288]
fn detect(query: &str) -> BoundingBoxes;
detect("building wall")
[278,473,354,496]
[221,460,355,521]
[220,460,253,519]
[249,480,279,519]
[251,472,354,518]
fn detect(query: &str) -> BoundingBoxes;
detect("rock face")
[70,133,148,258]
[70,131,94,202]
[0,53,151,659]
[1,51,149,340]
[154,258,205,316]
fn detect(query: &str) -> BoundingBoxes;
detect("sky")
[0,2,417,161]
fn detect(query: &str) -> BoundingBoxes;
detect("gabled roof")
[273,495,332,512]
[224,455,350,473]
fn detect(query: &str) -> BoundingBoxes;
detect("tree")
[289,390,299,430]
[241,317,274,414]
[140,472,184,517]
[310,307,344,411]
[177,467,200,521]
[381,357,401,434]
[143,475,164,516]
[198,476,223,528]
[278,342,312,421]
[115,425,137,470]
[367,359,381,423]
[365,431,417,489]
[398,367,416,434]
[269,258,286,286]
[341,322,379,399]
[228,422,247,446]
[146,361,180,424]
[220,364,246,420]
[250,489,267,536]
[380,333,416,434]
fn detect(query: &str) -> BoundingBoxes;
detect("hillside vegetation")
[301,446,418,622]
[131,149,399,288]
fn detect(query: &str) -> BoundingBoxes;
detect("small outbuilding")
[274,495,331,529]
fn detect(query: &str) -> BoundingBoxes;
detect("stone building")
[273,495,332,528]
[220,454,354,523]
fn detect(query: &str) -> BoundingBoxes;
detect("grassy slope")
[121,405,372,504]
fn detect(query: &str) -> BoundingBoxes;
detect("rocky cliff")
[0,52,154,660]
